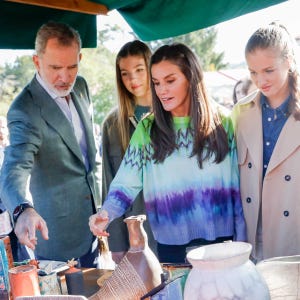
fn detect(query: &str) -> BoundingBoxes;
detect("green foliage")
[0,56,35,115]
[149,27,227,71]
[80,45,116,125]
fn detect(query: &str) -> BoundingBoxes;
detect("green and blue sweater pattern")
[102,114,246,245]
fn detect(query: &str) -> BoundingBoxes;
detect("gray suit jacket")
[0,75,101,261]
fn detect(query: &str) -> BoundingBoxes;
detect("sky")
[214,0,300,64]
[0,0,299,66]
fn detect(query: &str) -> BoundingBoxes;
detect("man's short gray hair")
[35,21,82,55]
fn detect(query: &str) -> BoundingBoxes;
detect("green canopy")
[0,0,287,49]
[0,2,97,49]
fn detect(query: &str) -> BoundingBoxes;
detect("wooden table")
[256,255,300,299]
[58,268,112,297]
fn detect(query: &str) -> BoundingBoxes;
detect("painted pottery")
[38,271,61,295]
[89,215,163,300]
[183,242,270,300]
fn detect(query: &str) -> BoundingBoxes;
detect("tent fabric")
[0,0,287,49]
[0,2,97,49]
[101,0,287,41]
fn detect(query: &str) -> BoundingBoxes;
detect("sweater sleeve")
[101,116,152,222]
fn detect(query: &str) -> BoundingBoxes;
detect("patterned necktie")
[65,94,71,104]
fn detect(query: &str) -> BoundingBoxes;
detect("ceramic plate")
[38,260,69,274]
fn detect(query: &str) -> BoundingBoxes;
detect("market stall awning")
[0,0,287,49]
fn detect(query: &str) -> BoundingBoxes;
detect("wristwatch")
[13,203,34,222]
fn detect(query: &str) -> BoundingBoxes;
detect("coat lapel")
[266,115,300,174]
[29,78,85,164]
[238,95,263,171]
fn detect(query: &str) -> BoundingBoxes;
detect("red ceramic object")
[8,265,40,299]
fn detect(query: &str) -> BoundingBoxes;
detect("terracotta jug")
[8,265,40,299]
[89,215,163,300]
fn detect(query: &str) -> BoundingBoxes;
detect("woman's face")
[234,82,246,102]
[151,60,190,117]
[119,55,150,100]
[246,47,290,107]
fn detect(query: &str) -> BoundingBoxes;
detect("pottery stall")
[89,218,272,300]
[6,216,295,299]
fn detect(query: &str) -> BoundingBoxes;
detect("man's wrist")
[13,203,34,222]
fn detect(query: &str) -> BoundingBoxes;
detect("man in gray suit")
[0,21,101,267]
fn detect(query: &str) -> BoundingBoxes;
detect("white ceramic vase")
[183,242,270,300]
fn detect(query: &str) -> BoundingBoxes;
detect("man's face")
[33,38,82,97]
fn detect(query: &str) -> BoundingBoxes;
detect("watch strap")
[13,203,34,222]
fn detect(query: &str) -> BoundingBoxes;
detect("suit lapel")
[267,115,300,174]
[29,78,85,164]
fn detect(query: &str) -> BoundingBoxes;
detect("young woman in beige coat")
[233,23,300,262]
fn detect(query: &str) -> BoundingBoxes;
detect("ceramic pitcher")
[183,242,270,300]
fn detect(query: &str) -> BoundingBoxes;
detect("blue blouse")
[261,94,290,178]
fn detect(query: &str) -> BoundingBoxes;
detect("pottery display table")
[59,267,184,299]
[8,259,300,299]
[59,256,300,299]
[256,255,300,299]
[58,268,110,297]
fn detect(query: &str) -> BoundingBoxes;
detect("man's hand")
[14,208,49,250]
[89,209,109,237]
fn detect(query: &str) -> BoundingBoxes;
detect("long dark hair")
[245,22,300,120]
[150,43,229,168]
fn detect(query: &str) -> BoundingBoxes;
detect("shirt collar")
[35,72,60,100]
[260,93,290,116]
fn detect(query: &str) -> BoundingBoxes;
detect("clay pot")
[184,242,270,300]
[65,265,85,296]
[8,265,40,299]
[89,215,162,300]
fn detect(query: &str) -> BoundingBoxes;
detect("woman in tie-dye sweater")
[90,43,246,263]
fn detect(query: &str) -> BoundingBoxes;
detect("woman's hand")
[89,209,110,237]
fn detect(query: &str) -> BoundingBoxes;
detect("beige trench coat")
[232,91,300,260]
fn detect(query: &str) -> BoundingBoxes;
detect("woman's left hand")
[89,209,110,237]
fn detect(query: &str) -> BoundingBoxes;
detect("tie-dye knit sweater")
[102,113,246,245]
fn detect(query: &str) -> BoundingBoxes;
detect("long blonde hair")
[115,40,152,155]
